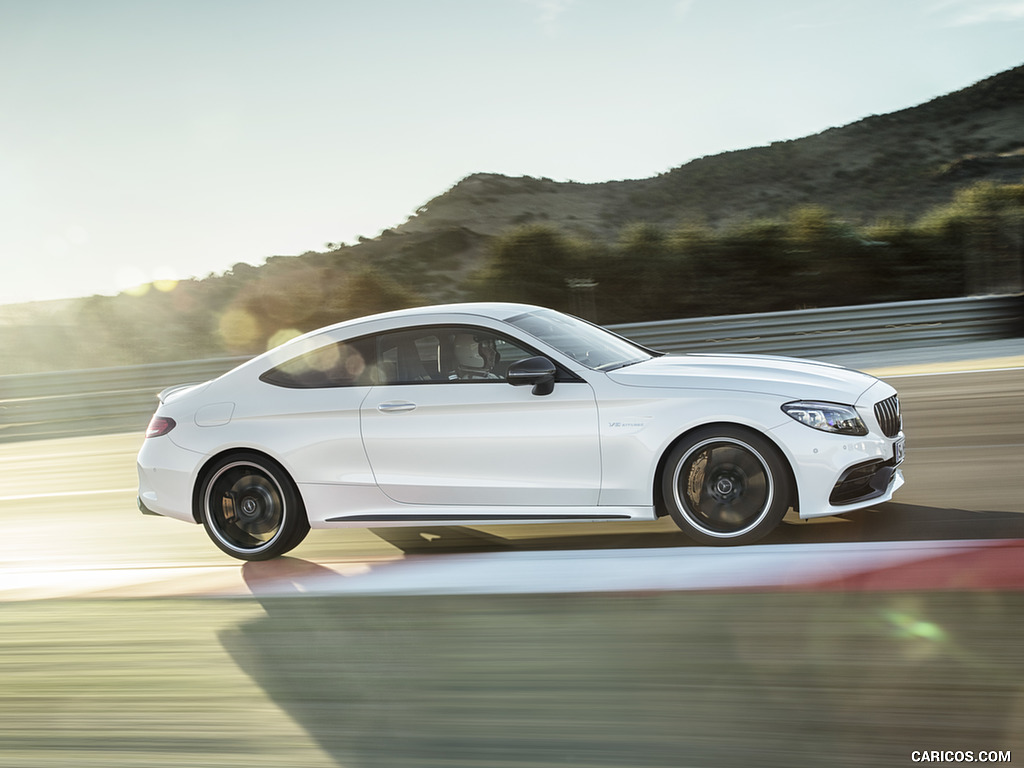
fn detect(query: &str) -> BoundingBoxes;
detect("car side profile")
[137,303,905,560]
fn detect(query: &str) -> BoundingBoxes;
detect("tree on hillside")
[918,181,1024,293]
[783,206,876,305]
[471,225,580,311]
[712,218,795,313]
[862,218,962,300]
[338,267,423,321]
[609,223,685,319]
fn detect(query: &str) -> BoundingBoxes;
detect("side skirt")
[328,512,634,523]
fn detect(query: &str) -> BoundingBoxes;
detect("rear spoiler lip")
[157,381,207,404]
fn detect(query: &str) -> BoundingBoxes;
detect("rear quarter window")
[260,338,375,388]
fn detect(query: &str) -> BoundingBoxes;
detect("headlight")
[782,401,867,436]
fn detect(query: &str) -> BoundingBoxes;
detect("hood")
[607,353,879,403]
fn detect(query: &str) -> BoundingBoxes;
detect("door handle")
[377,401,417,413]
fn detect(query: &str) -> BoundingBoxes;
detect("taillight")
[146,416,176,438]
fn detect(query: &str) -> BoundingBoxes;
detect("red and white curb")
[235,539,1024,597]
[800,539,1024,592]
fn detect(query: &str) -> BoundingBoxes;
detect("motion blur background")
[2,1,1024,765]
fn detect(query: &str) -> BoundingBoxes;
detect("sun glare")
[218,308,261,349]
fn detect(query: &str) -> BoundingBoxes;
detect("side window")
[261,337,375,388]
[378,331,443,384]
[377,326,536,384]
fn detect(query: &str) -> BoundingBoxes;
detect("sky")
[1,0,1023,306]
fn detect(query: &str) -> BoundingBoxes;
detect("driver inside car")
[453,333,501,379]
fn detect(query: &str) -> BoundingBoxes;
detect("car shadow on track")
[217,504,1024,766]
[365,503,1024,556]
[224,547,1024,768]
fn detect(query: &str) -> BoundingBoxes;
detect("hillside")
[317,64,1024,310]
[2,63,1023,373]
[391,63,1024,263]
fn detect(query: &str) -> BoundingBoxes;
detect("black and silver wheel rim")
[204,462,286,553]
[672,437,774,538]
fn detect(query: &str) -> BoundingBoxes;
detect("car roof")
[234,302,548,374]
[308,302,544,337]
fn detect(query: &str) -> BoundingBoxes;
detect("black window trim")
[260,323,585,390]
[373,323,584,386]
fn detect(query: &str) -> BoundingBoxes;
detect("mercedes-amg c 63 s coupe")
[137,303,905,560]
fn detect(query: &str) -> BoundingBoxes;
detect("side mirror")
[507,356,557,396]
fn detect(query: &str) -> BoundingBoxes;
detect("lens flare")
[218,308,261,349]
[881,604,949,661]
[267,328,302,350]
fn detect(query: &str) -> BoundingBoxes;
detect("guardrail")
[1,294,1020,443]
[613,294,1023,357]
[0,357,248,443]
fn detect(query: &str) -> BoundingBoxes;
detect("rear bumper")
[137,435,203,524]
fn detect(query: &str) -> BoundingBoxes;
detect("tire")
[199,452,310,561]
[662,426,791,545]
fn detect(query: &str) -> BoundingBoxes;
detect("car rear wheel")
[199,453,309,561]
[662,426,791,545]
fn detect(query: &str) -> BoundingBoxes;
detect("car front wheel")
[199,452,310,561]
[662,426,791,545]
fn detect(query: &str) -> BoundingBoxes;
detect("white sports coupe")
[137,303,905,560]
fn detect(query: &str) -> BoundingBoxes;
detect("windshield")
[506,309,656,371]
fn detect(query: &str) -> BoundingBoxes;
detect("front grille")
[874,394,901,437]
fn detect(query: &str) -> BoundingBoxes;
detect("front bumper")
[771,419,905,520]
[829,456,903,506]
[137,496,162,516]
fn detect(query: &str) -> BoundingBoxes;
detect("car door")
[359,326,602,507]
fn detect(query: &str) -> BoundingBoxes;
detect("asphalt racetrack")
[2,353,1024,768]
